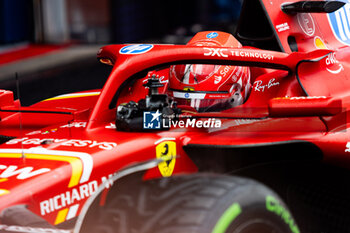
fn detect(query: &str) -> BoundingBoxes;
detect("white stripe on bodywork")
[67,204,80,220]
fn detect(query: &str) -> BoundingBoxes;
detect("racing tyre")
[79,174,300,233]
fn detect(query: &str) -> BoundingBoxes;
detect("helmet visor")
[171,64,219,85]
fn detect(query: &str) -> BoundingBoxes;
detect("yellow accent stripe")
[0,178,8,183]
[55,208,69,225]
[26,154,82,188]
[43,93,100,102]
[0,189,10,196]
[0,153,83,188]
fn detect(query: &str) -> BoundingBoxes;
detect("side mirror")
[268,96,342,117]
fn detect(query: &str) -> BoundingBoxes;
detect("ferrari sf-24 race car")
[1,0,350,232]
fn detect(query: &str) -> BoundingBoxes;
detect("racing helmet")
[168,31,251,112]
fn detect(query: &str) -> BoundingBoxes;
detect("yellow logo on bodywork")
[156,141,176,177]
[183,87,195,91]
[314,36,327,49]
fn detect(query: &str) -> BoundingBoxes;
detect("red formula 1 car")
[1,0,350,232]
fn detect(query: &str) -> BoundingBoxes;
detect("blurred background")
[0,0,242,105]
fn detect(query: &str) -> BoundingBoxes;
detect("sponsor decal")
[27,128,60,136]
[143,110,162,129]
[0,165,50,180]
[231,51,274,60]
[60,122,87,128]
[297,13,315,36]
[314,36,327,49]
[220,65,232,78]
[100,174,114,189]
[206,32,219,38]
[266,195,300,233]
[204,47,229,57]
[156,141,176,177]
[214,76,222,84]
[276,22,290,32]
[42,128,58,135]
[253,78,280,92]
[26,130,42,136]
[324,52,343,74]
[6,138,117,150]
[328,2,350,45]
[40,180,98,216]
[0,148,93,188]
[346,142,350,152]
[40,173,115,223]
[26,122,88,135]
[207,94,230,99]
[119,44,153,54]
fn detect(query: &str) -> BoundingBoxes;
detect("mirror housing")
[268,96,342,117]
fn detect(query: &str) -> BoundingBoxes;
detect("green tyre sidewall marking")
[212,202,242,233]
[266,195,300,233]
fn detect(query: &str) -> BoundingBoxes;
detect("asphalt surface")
[0,45,112,106]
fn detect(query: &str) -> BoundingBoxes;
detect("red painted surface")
[0,0,350,228]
